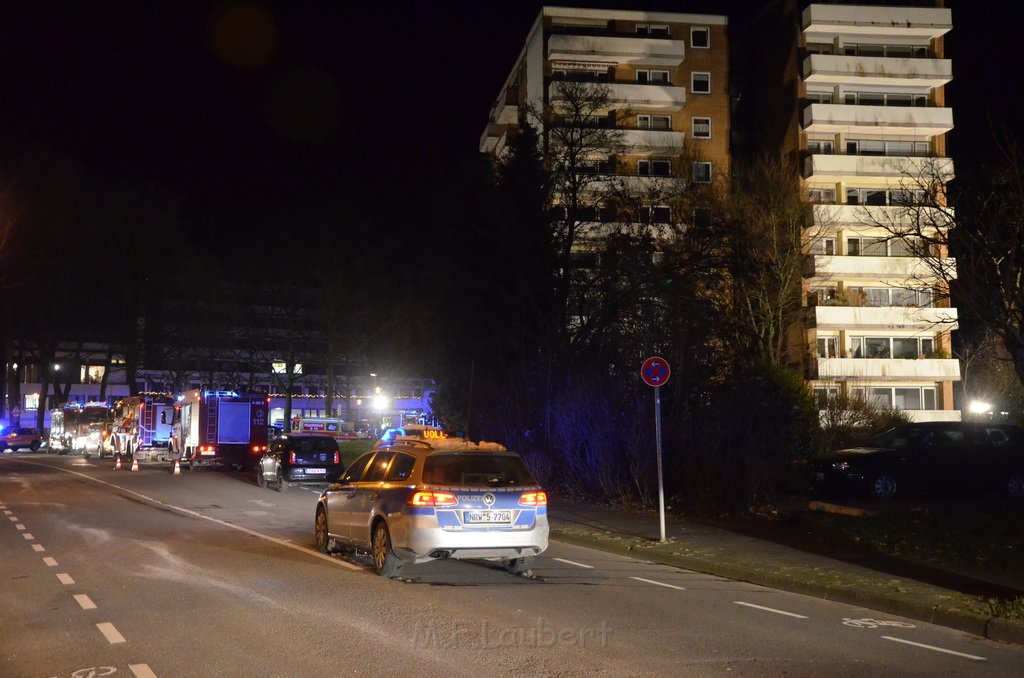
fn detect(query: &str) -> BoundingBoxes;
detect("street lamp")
[968,400,992,420]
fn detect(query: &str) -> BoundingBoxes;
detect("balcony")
[802,4,952,40]
[803,103,952,135]
[550,81,686,112]
[806,254,954,280]
[811,204,954,228]
[619,129,685,154]
[548,34,686,67]
[812,305,958,331]
[803,154,954,183]
[803,54,951,88]
[812,357,961,381]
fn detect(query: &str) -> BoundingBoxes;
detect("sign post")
[640,356,671,543]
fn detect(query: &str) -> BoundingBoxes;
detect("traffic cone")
[173,459,181,475]
[114,456,122,470]
[130,457,139,472]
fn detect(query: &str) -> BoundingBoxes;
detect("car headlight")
[831,461,851,472]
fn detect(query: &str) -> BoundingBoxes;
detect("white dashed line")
[15,523,25,530]
[56,573,75,585]
[130,663,158,678]
[74,594,97,610]
[734,601,808,619]
[882,636,987,661]
[43,557,58,567]
[22,533,34,540]
[553,557,594,569]
[32,544,45,552]
[2,509,11,514]
[631,576,685,590]
[96,622,126,644]
[8,515,17,521]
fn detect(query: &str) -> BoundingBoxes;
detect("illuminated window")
[692,117,711,139]
[636,69,670,84]
[690,27,710,48]
[24,393,40,410]
[691,72,711,94]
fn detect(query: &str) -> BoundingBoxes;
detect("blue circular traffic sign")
[641,356,671,387]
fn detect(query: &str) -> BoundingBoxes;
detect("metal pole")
[654,385,666,543]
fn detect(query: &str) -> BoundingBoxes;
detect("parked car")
[314,437,549,577]
[813,422,1024,500]
[256,433,343,490]
[0,427,44,452]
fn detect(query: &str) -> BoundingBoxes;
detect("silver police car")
[314,437,549,577]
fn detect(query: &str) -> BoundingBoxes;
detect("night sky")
[0,0,1018,249]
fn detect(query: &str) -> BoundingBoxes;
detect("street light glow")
[968,400,992,414]
[372,394,389,412]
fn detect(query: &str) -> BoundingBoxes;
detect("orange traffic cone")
[130,457,139,472]
[173,459,181,475]
[114,456,122,470]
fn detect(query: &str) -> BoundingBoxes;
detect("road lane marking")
[734,601,808,619]
[15,523,26,530]
[43,557,58,567]
[553,557,594,569]
[8,515,18,521]
[882,636,987,661]
[96,622,126,644]
[57,573,75,585]
[130,664,158,678]
[23,533,34,540]
[8,459,362,571]
[32,544,45,552]
[631,576,685,590]
[3,509,11,514]
[74,594,97,610]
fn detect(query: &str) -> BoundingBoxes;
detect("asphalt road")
[2,452,1023,677]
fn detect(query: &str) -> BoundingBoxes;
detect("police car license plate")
[464,510,512,524]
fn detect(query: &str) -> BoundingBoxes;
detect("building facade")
[790,2,960,421]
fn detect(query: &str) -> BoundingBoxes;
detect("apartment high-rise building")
[758,1,960,421]
[480,5,731,208]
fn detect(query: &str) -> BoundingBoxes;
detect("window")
[640,206,672,223]
[639,159,671,176]
[385,453,416,482]
[363,451,394,482]
[808,237,835,255]
[847,237,886,256]
[807,188,835,203]
[806,91,833,104]
[691,72,711,94]
[692,161,712,183]
[636,24,670,37]
[812,286,838,304]
[638,114,672,130]
[807,138,834,154]
[341,453,373,482]
[817,336,838,358]
[806,42,833,55]
[692,116,711,139]
[690,27,710,48]
[637,70,670,84]
[851,336,936,359]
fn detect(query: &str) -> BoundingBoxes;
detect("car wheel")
[273,468,286,491]
[871,474,898,500]
[256,465,267,488]
[315,507,331,554]
[30,440,40,451]
[371,522,403,578]
[1008,474,1024,499]
[503,556,534,575]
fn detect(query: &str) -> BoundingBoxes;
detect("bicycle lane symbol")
[842,617,916,629]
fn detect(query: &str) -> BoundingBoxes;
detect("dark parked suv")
[813,421,1024,500]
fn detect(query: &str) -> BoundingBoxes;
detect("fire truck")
[110,394,176,466]
[48,402,113,457]
[170,390,269,470]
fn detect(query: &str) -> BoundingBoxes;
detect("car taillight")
[519,491,547,506]
[333,451,340,464]
[408,491,458,507]
[289,451,296,464]
[199,444,216,453]
[251,444,266,454]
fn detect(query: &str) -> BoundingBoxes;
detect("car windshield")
[423,453,536,487]
[875,426,926,450]
[291,437,337,453]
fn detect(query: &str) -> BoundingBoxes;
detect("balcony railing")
[803,154,954,183]
[549,81,686,112]
[812,305,958,331]
[812,357,961,381]
[548,34,686,67]
[803,103,953,135]
[806,254,955,280]
[802,4,952,39]
[803,54,951,88]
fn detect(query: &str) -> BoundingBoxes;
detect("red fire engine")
[170,390,269,470]
[110,394,177,466]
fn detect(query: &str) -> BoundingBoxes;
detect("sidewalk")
[547,499,1024,646]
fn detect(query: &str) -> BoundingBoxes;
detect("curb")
[550,526,1024,647]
